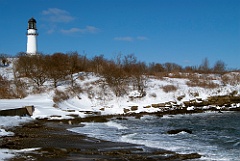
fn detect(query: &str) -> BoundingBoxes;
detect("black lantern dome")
[28,17,37,29]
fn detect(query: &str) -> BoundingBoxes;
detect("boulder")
[183,101,190,107]
[152,103,165,108]
[123,108,130,113]
[99,108,105,111]
[130,106,138,111]
[143,105,151,108]
[167,129,192,134]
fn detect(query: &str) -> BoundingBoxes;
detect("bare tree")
[91,54,106,74]
[122,54,147,96]
[29,54,48,87]
[102,60,128,97]
[199,58,210,73]
[78,54,89,71]
[45,53,69,88]
[101,54,147,97]
[15,52,32,77]
[163,62,182,72]
[123,54,137,74]
[66,51,81,87]
[213,60,226,74]
[15,53,48,87]
[148,62,165,74]
[184,66,198,73]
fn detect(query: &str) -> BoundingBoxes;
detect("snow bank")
[0,148,40,161]
[0,116,32,138]
[0,116,33,160]
[0,149,14,161]
[0,129,14,137]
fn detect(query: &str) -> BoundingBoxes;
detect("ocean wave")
[105,121,128,130]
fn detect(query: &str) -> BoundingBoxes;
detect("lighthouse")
[26,17,38,55]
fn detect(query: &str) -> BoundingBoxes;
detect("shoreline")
[1,118,201,161]
[1,109,239,160]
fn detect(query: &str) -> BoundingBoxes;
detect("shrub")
[150,92,157,98]
[101,61,128,97]
[162,85,178,93]
[0,75,27,99]
[189,92,199,97]
[78,75,85,81]
[32,86,47,94]
[177,95,185,101]
[13,78,28,98]
[64,85,83,99]
[53,89,69,103]
[0,75,12,98]
[221,73,240,86]
[187,78,219,89]
[213,60,226,74]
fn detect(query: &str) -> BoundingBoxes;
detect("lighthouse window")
[28,23,36,29]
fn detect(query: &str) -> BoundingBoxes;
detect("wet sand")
[1,119,201,161]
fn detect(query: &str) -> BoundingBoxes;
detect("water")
[69,112,240,160]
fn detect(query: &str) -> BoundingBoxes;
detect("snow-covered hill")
[1,62,240,120]
[1,61,240,159]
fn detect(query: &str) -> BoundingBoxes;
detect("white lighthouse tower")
[26,17,38,55]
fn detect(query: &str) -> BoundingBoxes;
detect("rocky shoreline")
[123,94,240,116]
[1,118,202,161]
[1,101,240,161]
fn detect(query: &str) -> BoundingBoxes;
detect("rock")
[167,129,192,134]
[130,106,138,111]
[177,95,185,101]
[152,103,165,108]
[124,108,130,113]
[151,103,160,108]
[143,105,151,108]
[116,117,128,120]
[175,153,201,160]
[230,96,240,103]
[183,101,190,107]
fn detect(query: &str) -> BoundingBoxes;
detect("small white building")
[26,17,38,55]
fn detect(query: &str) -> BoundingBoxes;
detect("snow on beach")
[0,116,32,160]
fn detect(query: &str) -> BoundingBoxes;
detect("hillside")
[1,58,240,120]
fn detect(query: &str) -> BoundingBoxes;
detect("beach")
[1,118,201,161]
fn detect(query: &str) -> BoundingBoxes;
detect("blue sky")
[0,0,239,68]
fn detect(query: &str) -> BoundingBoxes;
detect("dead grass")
[53,89,69,103]
[187,78,219,89]
[31,86,48,94]
[221,72,240,86]
[162,85,178,93]
[0,75,28,99]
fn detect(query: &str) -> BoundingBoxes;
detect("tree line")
[0,51,231,98]
[12,52,229,96]
[14,52,147,97]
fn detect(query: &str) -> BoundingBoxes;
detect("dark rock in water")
[116,117,128,120]
[167,129,192,134]
[174,153,201,160]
